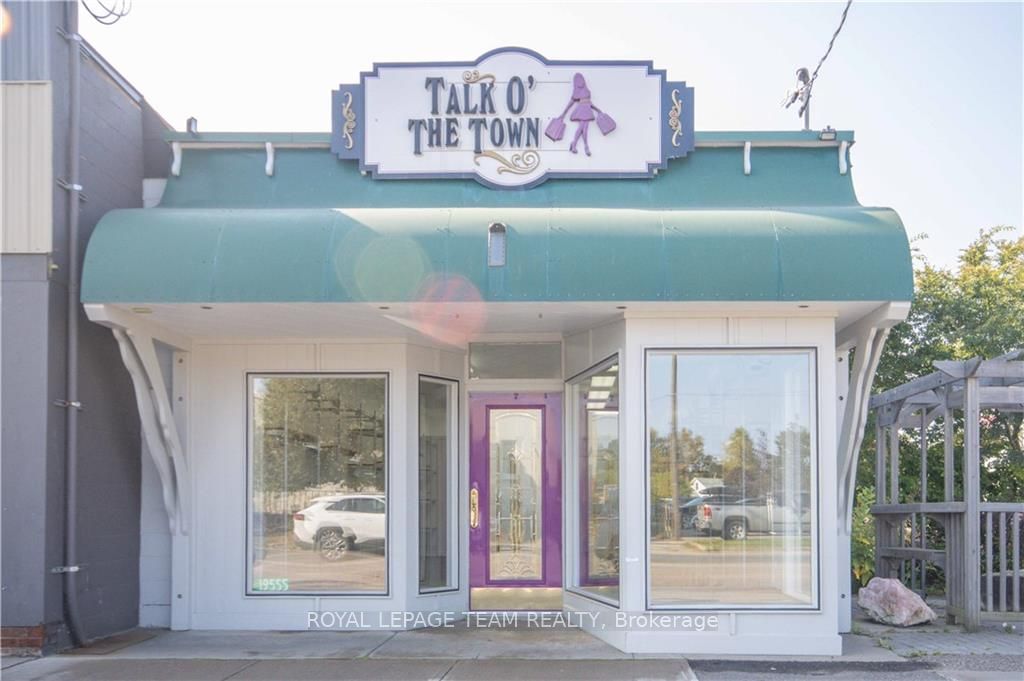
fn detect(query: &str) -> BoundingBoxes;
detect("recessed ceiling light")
[590,376,616,388]
[616,305,627,310]
[798,304,809,309]
[131,307,152,314]
[200,305,213,310]
[379,306,390,310]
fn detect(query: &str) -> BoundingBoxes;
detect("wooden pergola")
[868,350,1024,630]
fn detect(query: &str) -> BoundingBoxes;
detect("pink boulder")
[858,577,937,626]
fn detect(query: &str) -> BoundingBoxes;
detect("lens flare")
[411,274,487,346]
[353,236,430,302]
[0,4,13,39]
[332,230,432,302]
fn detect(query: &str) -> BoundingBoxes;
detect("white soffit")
[108,301,882,343]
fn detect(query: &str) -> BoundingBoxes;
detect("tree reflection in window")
[647,351,815,608]
[250,375,387,594]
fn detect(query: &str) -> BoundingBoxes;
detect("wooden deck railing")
[980,505,1023,615]
[867,353,1024,630]
[875,503,1023,626]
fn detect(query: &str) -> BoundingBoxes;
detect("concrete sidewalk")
[3,628,688,680]
[1,626,1019,680]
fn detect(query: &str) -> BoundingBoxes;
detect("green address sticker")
[253,578,290,592]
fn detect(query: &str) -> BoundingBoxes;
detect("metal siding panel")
[662,210,780,300]
[1,81,53,254]
[212,210,334,302]
[81,209,224,302]
[548,209,662,301]
[321,207,451,303]
[774,207,914,301]
[158,146,860,211]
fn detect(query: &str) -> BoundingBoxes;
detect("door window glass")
[489,408,544,581]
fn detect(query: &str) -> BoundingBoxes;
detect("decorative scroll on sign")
[331,47,694,189]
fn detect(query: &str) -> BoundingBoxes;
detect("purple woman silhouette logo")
[544,73,616,156]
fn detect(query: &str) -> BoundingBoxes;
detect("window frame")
[245,372,390,597]
[565,354,622,608]
[642,347,820,612]
[416,374,461,594]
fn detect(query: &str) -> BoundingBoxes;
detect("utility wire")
[782,0,854,127]
[80,0,132,26]
[808,0,854,89]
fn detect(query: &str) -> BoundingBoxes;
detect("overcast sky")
[79,0,1023,268]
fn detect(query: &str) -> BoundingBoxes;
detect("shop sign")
[331,47,694,189]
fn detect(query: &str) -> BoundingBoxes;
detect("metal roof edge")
[163,129,855,147]
[79,37,143,105]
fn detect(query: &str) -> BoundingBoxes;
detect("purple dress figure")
[559,73,604,156]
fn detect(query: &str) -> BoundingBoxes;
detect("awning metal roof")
[82,206,913,304]
[81,136,914,305]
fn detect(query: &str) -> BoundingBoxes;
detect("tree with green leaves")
[851,226,1023,587]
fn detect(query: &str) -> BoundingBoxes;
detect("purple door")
[469,393,562,610]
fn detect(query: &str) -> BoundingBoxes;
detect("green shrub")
[851,485,876,588]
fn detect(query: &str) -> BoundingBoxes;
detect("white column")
[835,350,852,632]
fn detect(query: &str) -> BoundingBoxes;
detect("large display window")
[568,357,620,605]
[645,350,816,609]
[248,374,388,595]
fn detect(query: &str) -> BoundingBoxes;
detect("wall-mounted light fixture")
[487,222,507,267]
[819,126,837,141]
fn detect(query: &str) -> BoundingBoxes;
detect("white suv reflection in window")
[293,494,386,561]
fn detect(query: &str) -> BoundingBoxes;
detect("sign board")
[331,47,694,189]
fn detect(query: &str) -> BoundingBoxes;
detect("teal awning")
[81,206,913,303]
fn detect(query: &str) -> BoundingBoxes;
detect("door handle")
[470,487,479,529]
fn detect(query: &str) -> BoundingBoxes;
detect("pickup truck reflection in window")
[646,351,816,609]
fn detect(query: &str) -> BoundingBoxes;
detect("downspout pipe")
[62,0,87,647]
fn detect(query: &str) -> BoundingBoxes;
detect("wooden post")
[985,511,993,612]
[920,409,928,504]
[963,375,981,630]
[876,422,886,505]
[888,425,901,578]
[943,390,957,623]
[999,512,1007,613]
[920,409,928,594]
[889,425,900,505]
[1013,512,1021,613]
[943,395,954,502]
[947,510,959,625]
[875,423,886,579]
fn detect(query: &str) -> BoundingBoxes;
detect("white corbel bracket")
[835,301,911,533]
[171,142,182,177]
[85,304,191,535]
[743,141,752,176]
[839,140,849,175]
[265,142,275,177]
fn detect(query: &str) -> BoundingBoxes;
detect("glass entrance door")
[469,393,562,610]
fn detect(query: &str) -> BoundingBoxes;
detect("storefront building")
[80,48,913,655]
